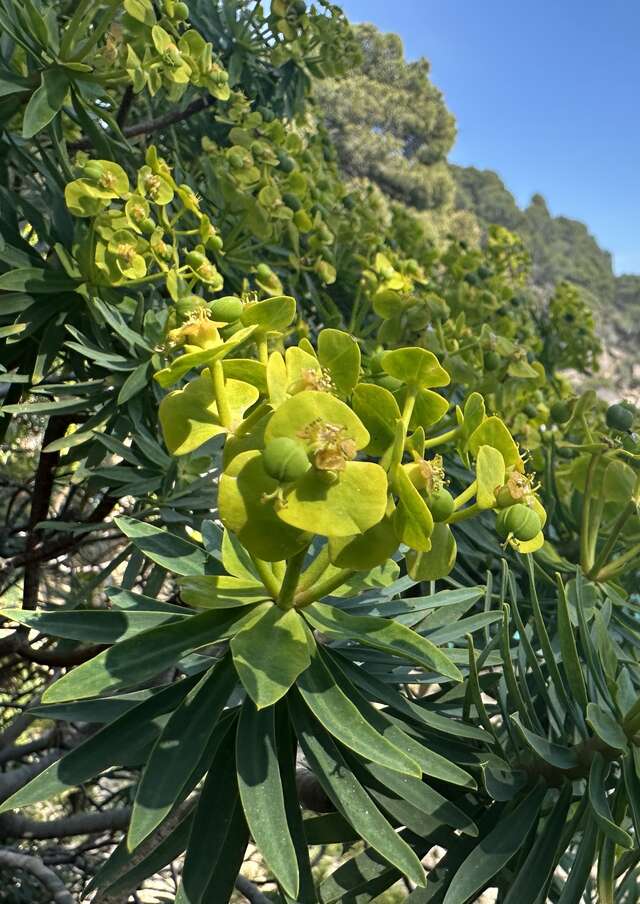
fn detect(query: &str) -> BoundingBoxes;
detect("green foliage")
[1,3,640,903]
[316,24,456,212]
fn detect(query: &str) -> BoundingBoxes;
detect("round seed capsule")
[483,351,500,371]
[186,250,208,269]
[496,504,541,542]
[82,161,104,181]
[262,437,310,483]
[209,296,243,323]
[282,192,303,212]
[550,400,571,424]
[426,487,454,523]
[606,403,634,432]
[276,150,296,173]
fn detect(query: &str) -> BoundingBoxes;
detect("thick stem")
[447,502,480,525]
[453,480,477,510]
[69,95,216,152]
[297,544,331,592]
[293,568,355,609]
[590,494,638,578]
[423,426,460,451]
[401,386,417,430]
[22,416,72,611]
[233,400,270,438]
[250,556,281,600]
[256,336,269,366]
[277,547,309,610]
[595,541,640,583]
[580,452,601,572]
[0,849,73,904]
[212,359,232,429]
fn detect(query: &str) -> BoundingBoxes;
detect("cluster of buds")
[154,290,547,580]
[64,148,224,304]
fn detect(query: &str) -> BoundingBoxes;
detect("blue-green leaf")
[236,701,299,899]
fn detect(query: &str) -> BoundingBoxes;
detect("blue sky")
[338,0,640,275]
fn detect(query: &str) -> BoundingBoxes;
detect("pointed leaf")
[588,752,633,848]
[176,722,248,904]
[295,643,421,777]
[0,607,184,644]
[128,657,237,848]
[503,783,572,904]
[442,784,546,904]
[41,607,257,703]
[23,68,68,138]
[236,701,299,899]
[305,601,461,682]
[0,678,197,813]
[289,690,426,888]
[115,516,221,576]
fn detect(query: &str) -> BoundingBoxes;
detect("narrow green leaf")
[511,714,578,770]
[0,607,184,644]
[176,721,248,904]
[128,657,237,848]
[115,516,220,576]
[106,588,186,615]
[276,707,317,903]
[0,267,79,293]
[89,810,194,896]
[92,298,152,353]
[442,784,546,904]
[597,831,616,904]
[0,72,31,97]
[0,678,197,813]
[425,610,502,646]
[289,690,426,888]
[556,576,588,709]
[22,68,68,138]
[303,813,360,846]
[327,651,476,789]
[622,753,640,840]
[525,557,572,710]
[41,607,257,703]
[586,703,628,752]
[557,817,598,904]
[304,601,462,681]
[503,783,572,904]
[236,701,299,899]
[336,654,487,742]
[465,636,497,737]
[118,360,151,404]
[231,603,311,708]
[296,644,421,777]
[588,752,633,849]
[317,844,405,903]
[29,688,162,723]
[357,758,477,837]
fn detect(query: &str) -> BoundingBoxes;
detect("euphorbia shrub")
[1,2,640,903]
[0,285,548,897]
